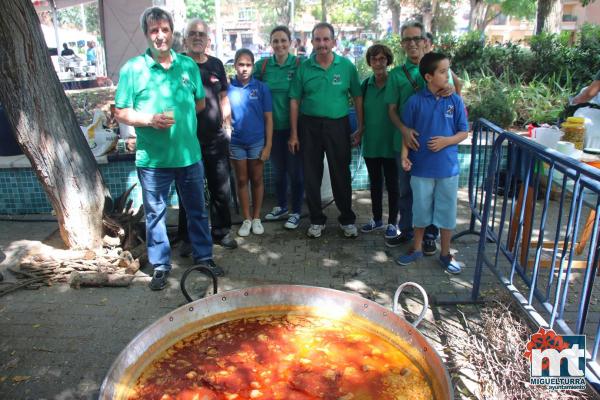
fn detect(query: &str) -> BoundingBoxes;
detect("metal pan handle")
[393,282,429,328]
[180,265,218,303]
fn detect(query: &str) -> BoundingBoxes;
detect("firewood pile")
[440,292,592,399]
[17,185,147,289]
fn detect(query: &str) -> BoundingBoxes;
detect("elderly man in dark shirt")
[177,18,237,255]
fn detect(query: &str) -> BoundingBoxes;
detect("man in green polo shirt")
[384,20,456,253]
[115,7,222,291]
[289,22,364,239]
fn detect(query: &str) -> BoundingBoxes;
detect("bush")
[356,57,371,81]
[506,74,571,125]
[445,24,600,92]
[449,31,486,76]
[465,76,516,129]
[380,34,406,67]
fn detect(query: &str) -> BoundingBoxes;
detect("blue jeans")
[271,129,304,214]
[395,151,439,240]
[138,162,212,271]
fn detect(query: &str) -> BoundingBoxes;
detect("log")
[116,251,134,269]
[69,271,134,288]
[30,249,96,262]
[125,259,140,275]
[102,235,121,247]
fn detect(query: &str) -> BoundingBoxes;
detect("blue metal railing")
[469,119,600,388]
[453,119,505,240]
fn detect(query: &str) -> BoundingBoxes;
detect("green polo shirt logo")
[181,73,190,87]
[287,70,295,81]
[289,53,361,119]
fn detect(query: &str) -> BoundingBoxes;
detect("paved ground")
[0,190,504,399]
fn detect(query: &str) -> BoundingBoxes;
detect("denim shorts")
[410,175,459,230]
[229,140,264,160]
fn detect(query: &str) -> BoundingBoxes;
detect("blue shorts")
[410,175,458,230]
[229,140,264,160]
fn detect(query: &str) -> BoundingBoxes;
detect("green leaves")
[442,24,600,93]
[500,0,536,20]
[185,0,216,23]
[329,0,378,31]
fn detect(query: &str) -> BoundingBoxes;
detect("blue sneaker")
[385,224,398,239]
[396,251,423,266]
[265,206,288,221]
[361,219,384,233]
[284,213,301,230]
[439,254,462,274]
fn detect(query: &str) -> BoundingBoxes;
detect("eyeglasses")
[188,31,208,38]
[401,36,424,44]
[370,56,388,64]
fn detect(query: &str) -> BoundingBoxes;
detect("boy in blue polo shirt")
[396,52,468,274]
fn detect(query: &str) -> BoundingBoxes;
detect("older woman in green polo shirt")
[360,44,400,240]
[255,26,304,230]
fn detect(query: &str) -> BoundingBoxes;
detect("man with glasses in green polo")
[384,21,456,254]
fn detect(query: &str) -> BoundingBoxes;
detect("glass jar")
[561,122,586,150]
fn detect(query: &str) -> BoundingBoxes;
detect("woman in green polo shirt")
[360,44,400,239]
[255,26,304,230]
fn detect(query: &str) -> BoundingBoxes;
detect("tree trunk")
[535,0,562,34]
[468,0,488,31]
[321,0,328,21]
[431,0,441,36]
[422,0,435,33]
[479,7,502,35]
[388,0,401,34]
[0,0,108,249]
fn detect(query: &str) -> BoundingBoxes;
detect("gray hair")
[140,7,174,36]
[185,18,209,37]
[400,20,425,37]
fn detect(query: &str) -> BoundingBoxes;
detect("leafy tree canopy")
[329,0,378,31]
[185,0,215,23]
[56,3,99,35]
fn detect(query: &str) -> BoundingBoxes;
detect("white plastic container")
[574,107,600,151]
[532,126,562,149]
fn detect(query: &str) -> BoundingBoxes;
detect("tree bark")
[321,0,328,21]
[388,0,401,34]
[468,0,488,31]
[421,0,435,33]
[0,0,108,249]
[479,6,502,35]
[535,0,562,34]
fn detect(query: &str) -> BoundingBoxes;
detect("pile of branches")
[17,185,147,289]
[444,295,592,399]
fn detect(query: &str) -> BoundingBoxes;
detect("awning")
[33,0,95,11]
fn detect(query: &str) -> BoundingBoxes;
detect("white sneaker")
[238,219,252,237]
[307,224,325,238]
[284,213,301,230]
[251,218,264,235]
[264,206,288,220]
[340,224,358,238]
